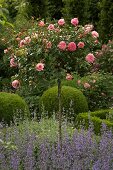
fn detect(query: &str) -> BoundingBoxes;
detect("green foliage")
[0,92,30,125]
[88,0,100,27]
[98,0,113,42]
[0,1,14,27]
[2,0,18,21]
[48,0,63,19]
[2,0,30,23]
[11,0,30,28]
[76,109,113,134]
[39,86,88,120]
[27,0,63,20]
[96,40,113,74]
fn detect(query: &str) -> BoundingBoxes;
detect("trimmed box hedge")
[39,86,88,120]
[76,109,113,134]
[0,92,30,125]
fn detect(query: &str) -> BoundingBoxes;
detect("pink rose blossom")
[85,53,95,63]
[77,42,85,48]
[25,36,31,44]
[4,49,8,54]
[46,41,52,49]
[66,73,73,80]
[38,21,45,27]
[91,31,99,38]
[10,58,18,67]
[58,19,65,26]
[84,24,93,34]
[12,80,20,89]
[35,63,44,71]
[71,18,79,26]
[47,24,55,30]
[67,42,77,51]
[57,41,67,50]
[19,40,25,48]
[84,82,91,89]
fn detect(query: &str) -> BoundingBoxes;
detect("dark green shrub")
[0,92,30,125]
[39,86,88,121]
[76,109,113,134]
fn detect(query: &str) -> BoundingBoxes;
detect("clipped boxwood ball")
[39,86,88,120]
[0,92,30,125]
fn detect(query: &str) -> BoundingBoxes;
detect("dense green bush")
[0,92,30,125]
[76,109,113,134]
[39,86,88,121]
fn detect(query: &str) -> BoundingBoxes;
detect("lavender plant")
[0,120,113,170]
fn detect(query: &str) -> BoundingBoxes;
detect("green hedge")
[39,86,88,121]
[0,92,30,125]
[76,109,113,134]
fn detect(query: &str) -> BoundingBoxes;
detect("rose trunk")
[57,69,62,147]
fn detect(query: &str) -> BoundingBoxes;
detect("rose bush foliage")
[4,18,101,89]
[95,40,113,74]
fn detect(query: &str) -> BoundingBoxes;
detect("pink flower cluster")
[35,63,44,71]
[71,18,79,26]
[58,41,85,51]
[84,24,94,34]
[10,57,18,67]
[48,24,55,30]
[19,36,31,48]
[57,41,67,51]
[12,80,20,89]
[38,21,45,27]
[58,19,65,26]
[57,41,77,51]
[77,42,85,48]
[67,42,77,51]
[91,31,99,38]
[85,53,95,63]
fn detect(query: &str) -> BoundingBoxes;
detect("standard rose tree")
[4,17,101,144]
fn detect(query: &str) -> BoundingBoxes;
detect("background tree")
[97,0,113,42]
[48,0,63,19]
[27,0,49,20]
[88,0,100,28]
[62,0,90,24]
